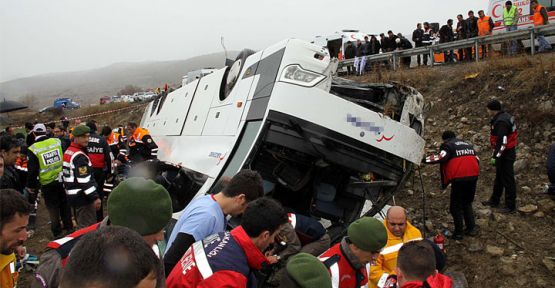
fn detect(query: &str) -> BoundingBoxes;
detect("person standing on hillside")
[482,100,518,213]
[26,123,73,238]
[412,23,424,66]
[503,1,519,55]
[546,143,555,195]
[456,14,468,61]
[424,131,480,239]
[477,10,494,59]
[85,121,112,222]
[344,41,356,75]
[439,19,455,63]
[466,11,479,60]
[63,125,101,228]
[531,0,552,52]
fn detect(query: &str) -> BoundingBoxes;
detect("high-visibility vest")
[503,5,517,26]
[28,138,63,185]
[533,5,546,26]
[478,16,492,36]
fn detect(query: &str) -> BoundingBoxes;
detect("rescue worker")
[319,217,388,288]
[424,131,480,239]
[531,0,552,52]
[85,121,112,221]
[26,123,73,238]
[477,10,494,59]
[62,125,101,228]
[101,125,123,195]
[165,197,289,288]
[394,240,453,288]
[482,100,518,213]
[164,170,264,275]
[280,253,332,288]
[126,122,158,163]
[0,189,31,288]
[412,23,424,66]
[369,206,423,288]
[503,1,519,55]
[32,177,172,288]
[59,226,163,288]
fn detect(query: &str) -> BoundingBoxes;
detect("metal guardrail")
[339,23,555,70]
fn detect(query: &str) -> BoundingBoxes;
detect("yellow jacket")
[369,220,422,288]
[0,253,18,288]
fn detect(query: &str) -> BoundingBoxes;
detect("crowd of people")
[344,0,552,76]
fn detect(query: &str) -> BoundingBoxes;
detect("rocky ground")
[15,54,555,287]
[360,54,555,287]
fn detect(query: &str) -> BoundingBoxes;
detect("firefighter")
[423,131,480,239]
[483,100,518,213]
[369,206,423,288]
[32,178,172,288]
[126,122,158,163]
[165,198,288,288]
[319,217,387,288]
[62,125,101,229]
[85,121,112,221]
[26,124,73,238]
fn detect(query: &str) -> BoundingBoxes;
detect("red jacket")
[425,138,479,189]
[400,273,452,288]
[319,242,368,288]
[166,226,268,288]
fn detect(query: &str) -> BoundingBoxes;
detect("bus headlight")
[279,64,326,87]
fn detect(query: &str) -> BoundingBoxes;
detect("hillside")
[0,52,236,109]
[14,54,555,287]
[356,54,555,287]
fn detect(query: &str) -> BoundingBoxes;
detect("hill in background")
[0,52,237,109]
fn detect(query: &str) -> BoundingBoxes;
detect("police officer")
[126,122,158,163]
[483,100,518,213]
[424,131,480,240]
[26,123,73,237]
[85,121,112,221]
[63,125,101,229]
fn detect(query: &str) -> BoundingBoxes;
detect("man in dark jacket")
[354,40,365,76]
[396,35,413,68]
[422,23,435,65]
[482,100,518,213]
[369,35,381,55]
[0,135,22,192]
[26,124,73,238]
[466,11,479,60]
[379,33,389,53]
[412,23,424,66]
[439,19,455,63]
[85,121,112,221]
[344,41,356,75]
[456,14,468,61]
[62,125,101,228]
[424,131,480,239]
[53,126,71,152]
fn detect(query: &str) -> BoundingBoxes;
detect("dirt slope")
[358,54,555,287]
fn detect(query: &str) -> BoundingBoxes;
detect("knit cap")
[286,253,332,288]
[347,217,387,252]
[72,125,90,137]
[108,178,172,236]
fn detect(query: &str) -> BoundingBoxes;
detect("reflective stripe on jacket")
[319,242,369,288]
[369,220,422,288]
[28,138,63,185]
[63,143,98,206]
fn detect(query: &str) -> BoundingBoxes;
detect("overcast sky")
[0,0,486,83]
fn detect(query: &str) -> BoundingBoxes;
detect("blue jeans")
[506,25,518,55]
